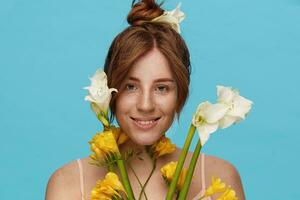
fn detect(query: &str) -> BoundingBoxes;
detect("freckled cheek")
[116,94,138,114]
[155,94,177,114]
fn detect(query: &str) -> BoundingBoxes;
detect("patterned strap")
[191,153,207,200]
[201,153,206,191]
[77,159,85,200]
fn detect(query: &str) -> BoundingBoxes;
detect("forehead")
[126,48,174,81]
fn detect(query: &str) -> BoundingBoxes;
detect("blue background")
[1,0,299,199]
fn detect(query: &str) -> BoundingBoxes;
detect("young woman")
[46,1,246,199]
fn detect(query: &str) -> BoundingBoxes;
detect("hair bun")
[127,0,164,26]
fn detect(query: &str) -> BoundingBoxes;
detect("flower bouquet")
[84,68,252,200]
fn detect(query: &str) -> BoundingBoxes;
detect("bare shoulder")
[205,154,239,177]
[205,154,246,200]
[168,150,245,199]
[46,157,106,200]
[45,157,106,200]
[45,159,81,200]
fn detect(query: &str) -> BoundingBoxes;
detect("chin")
[131,134,162,146]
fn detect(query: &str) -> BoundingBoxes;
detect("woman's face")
[115,48,178,145]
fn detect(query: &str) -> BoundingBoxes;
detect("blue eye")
[125,84,137,91]
[156,85,168,92]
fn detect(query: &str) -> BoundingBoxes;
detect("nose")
[136,90,155,113]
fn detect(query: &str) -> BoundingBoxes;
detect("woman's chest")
[128,169,203,200]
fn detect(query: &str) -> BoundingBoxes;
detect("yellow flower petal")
[89,131,121,167]
[160,161,187,190]
[216,186,238,200]
[103,172,125,193]
[205,176,226,196]
[90,172,125,200]
[96,131,120,154]
[90,131,120,155]
[151,136,176,158]
[111,126,128,145]
[161,161,177,182]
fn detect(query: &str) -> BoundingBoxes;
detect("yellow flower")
[160,161,187,190]
[110,126,128,145]
[150,136,176,158]
[204,176,226,196]
[89,130,120,164]
[101,172,125,194]
[90,172,125,200]
[216,186,238,200]
[90,143,105,161]
[161,161,176,182]
[91,130,120,154]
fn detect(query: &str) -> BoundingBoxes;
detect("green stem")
[128,163,148,200]
[165,124,196,200]
[97,113,110,129]
[178,140,202,199]
[117,158,135,200]
[138,159,156,200]
[108,164,115,172]
[198,196,206,200]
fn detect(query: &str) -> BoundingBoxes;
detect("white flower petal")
[94,69,107,79]
[217,85,253,122]
[227,94,253,118]
[192,101,211,126]
[197,122,219,145]
[109,88,118,93]
[196,101,212,114]
[84,95,96,103]
[217,85,235,103]
[203,103,229,123]
[219,116,239,129]
[151,3,185,33]
[169,3,185,23]
[204,122,219,135]
[83,68,118,113]
[197,127,210,146]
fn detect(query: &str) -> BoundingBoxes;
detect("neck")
[119,139,154,165]
[120,139,145,152]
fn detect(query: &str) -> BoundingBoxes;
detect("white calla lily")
[217,85,253,129]
[84,69,117,116]
[151,3,185,33]
[192,101,229,145]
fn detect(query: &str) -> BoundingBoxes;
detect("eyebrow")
[128,77,175,83]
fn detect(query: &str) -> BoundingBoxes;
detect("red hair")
[104,0,191,118]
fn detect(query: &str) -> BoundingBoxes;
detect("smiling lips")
[131,117,161,130]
